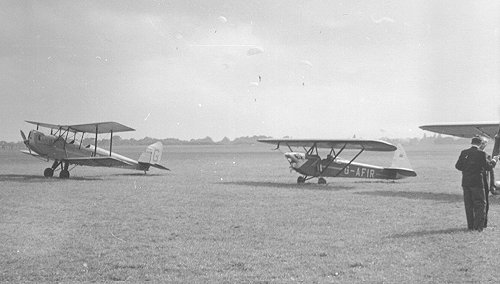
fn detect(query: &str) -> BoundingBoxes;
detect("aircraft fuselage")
[285,152,415,180]
[26,130,144,170]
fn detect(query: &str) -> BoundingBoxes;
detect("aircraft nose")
[284,152,297,164]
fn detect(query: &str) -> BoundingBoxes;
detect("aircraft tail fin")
[390,143,413,170]
[138,142,170,170]
[384,144,417,178]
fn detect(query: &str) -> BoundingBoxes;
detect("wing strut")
[109,130,113,156]
[306,143,318,156]
[274,142,280,150]
[94,124,98,156]
[320,143,347,175]
[474,126,493,139]
[334,148,365,177]
[79,132,85,149]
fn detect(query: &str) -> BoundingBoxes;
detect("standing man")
[455,136,497,231]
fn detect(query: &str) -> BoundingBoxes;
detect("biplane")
[258,138,417,184]
[419,122,500,188]
[20,121,169,178]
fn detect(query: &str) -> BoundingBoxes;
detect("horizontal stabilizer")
[64,156,135,168]
[149,163,170,171]
[384,167,417,178]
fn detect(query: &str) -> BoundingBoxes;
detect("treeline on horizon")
[1,133,468,150]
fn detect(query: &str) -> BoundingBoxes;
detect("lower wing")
[64,157,135,168]
[20,150,48,161]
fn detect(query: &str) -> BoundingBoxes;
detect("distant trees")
[2,133,468,150]
[0,141,24,150]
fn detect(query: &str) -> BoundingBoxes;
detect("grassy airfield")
[2,143,500,282]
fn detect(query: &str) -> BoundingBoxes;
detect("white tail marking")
[138,142,163,164]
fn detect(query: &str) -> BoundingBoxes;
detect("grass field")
[2,143,500,282]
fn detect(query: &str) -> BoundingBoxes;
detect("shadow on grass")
[221,181,355,191]
[389,228,467,239]
[354,180,398,184]
[110,173,164,177]
[355,190,462,203]
[0,174,102,182]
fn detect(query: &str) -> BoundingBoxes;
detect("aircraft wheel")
[59,170,70,179]
[297,176,306,184]
[318,177,327,185]
[44,168,54,178]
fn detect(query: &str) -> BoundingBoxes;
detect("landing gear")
[297,176,306,184]
[44,168,54,177]
[318,177,327,185]
[59,162,70,179]
[59,170,70,179]
[43,160,71,179]
[43,160,60,178]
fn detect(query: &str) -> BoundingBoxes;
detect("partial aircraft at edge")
[258,138,416,184]
[419,122,500,188]
[20,121,169,179]
[419,122,499,140]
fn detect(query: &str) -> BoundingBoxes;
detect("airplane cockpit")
[29,130,56,145]
[28,129,78,146]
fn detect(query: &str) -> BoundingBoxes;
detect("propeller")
[20,130,30,149]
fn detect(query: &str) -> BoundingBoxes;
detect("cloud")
[370,16,395,24]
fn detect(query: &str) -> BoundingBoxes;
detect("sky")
[1,0,499,142]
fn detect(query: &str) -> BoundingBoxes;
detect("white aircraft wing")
[25,121,135,133]
[258,139,397,151]
[420,122,499,138]
[20,149,49,161]
[20,149,41,157]
[64,156,135,168]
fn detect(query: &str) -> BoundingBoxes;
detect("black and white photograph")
[1,0,500,282]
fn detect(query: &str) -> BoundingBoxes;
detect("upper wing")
[64,156,135,168]
[419,122,499,139]
[68,122,135,133]
[26,121,135,133]
[258,139,397,151]
[25,121,62,130]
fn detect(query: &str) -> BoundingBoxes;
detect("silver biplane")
[20,121,169,178]
[259,138,416,184]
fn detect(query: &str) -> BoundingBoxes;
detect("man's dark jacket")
[456,146,492,187]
